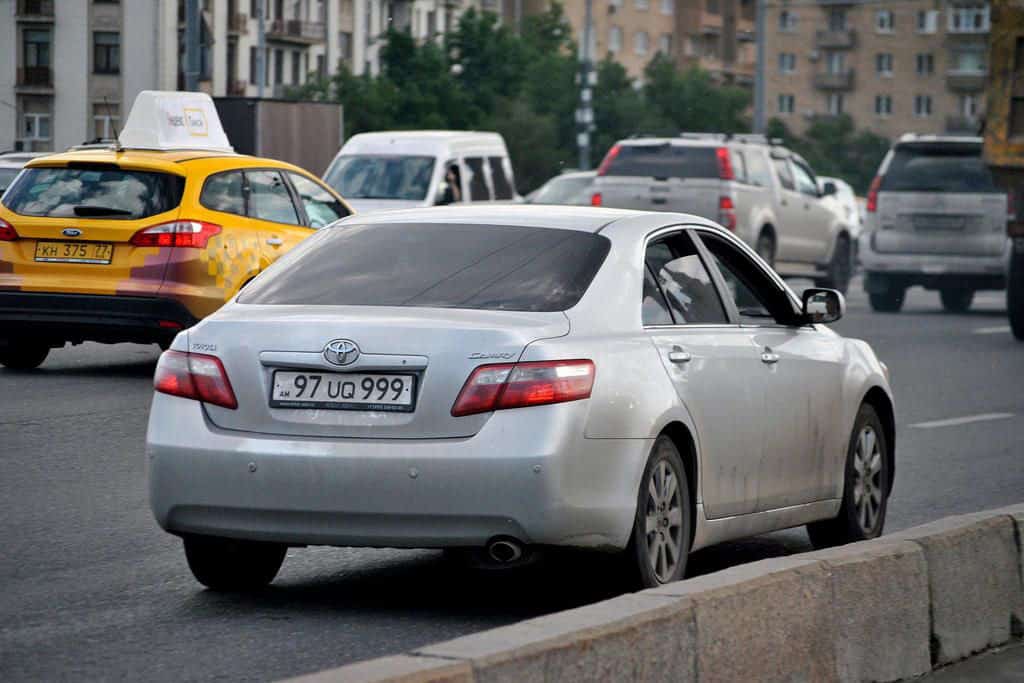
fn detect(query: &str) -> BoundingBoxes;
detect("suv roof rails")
[69,138,119,151]
[678,132,729,141]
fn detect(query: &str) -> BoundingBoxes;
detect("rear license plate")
[914,216,964,231]
[34,241,114,264]
[270,371,416,412]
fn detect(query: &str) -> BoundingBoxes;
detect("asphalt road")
[2,280,1023,682]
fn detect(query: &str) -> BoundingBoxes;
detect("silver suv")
[591,134,856,292]
[860,135,1010,313]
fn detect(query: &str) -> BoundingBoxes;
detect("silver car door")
[791,160,833,263]
[771,156,808,263]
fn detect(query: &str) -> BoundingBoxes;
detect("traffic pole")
[753,0,765,133]
[577,0,594,170]
[184,0,201,91]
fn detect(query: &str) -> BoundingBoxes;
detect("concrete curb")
[284,504,1024,683]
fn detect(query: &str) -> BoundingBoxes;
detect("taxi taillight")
[451,359,595,417]
[131,220,221,248]
[154,350,238,410]
[0,218,17,241]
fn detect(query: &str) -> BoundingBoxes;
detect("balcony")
[228,12,249,35]
[17,0,54,19]
[946,115,980,134]
[266,19,325,44]
[946,69,986,91]
[813,69,855,90]
[815,29,856,49]
[16,66,53,89]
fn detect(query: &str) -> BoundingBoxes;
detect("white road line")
[909,413,1015,429]
[974,325,1012,335]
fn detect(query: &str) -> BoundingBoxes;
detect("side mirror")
[822,181,838,196]
[802,288,845,324]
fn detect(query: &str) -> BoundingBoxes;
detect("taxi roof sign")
[118,90,233,153]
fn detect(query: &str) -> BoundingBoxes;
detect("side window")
[773,158,795,191]
[642,265,674,325]
[489,156,514,199]
[746,150,771,187]
[464,157,491,201]
[698,232,797,325]
[791,161,819,197]
[199,170,246,217]
[730,149,748,184]
[644,233,729,324]
[287,172,349,228]
[246,170,301,225]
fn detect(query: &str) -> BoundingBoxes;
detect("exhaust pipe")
[487,537,524,564]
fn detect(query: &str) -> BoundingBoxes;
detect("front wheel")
[627,436,692,588]
[183,535,287,591]
[939,288,974,313]
[807,404,890,548]
[0,343,50,370]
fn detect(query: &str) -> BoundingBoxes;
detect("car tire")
[1010,254,1024,341]
[183,535,287,591]
[0,344,49,370]
[868,284,905,313]
[756,230,776,269]
[815,236,852,294]
[939,288,974,313]
[627,436,691,589]
[807,404,890,549]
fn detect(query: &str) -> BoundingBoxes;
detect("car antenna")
[105,96,124,153]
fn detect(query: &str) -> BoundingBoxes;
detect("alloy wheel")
[644,460,685,583]
[852,425,883,534]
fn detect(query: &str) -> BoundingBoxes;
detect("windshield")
[238,222,611,312]
[323,155,436,201]
[881,144,999,193]
[2,166,186,219]
[531,176,593,205]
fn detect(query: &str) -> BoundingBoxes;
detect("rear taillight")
[716,147,734,180]
[590,192,603,206]
[596,144,621,176]
[131,220,222,248]
[154,350,238,409]
[0,218,17,241]
[866,176,882,213]
[451,359,595,417]
[718,196,737,231]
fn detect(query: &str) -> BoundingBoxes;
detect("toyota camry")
[146,205,894,590]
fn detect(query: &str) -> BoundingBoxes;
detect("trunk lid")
[874,191,1007,256]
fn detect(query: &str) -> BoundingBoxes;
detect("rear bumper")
[859,232,1010,287]
[146,393,649,551]
[0,292,198,346]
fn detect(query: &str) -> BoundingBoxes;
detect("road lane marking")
[909,413,1015,429]
[974,325,1012,335]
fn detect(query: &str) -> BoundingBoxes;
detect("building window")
[660,0,673,15]
[291,49,300,83]
[828,8,846,31]
[635,0,649,10]
[684,36,696,57]
[778,10,797,31]
[274,48,284,84]
[778,94,795,114]
[339,31,353,61]
[92,102,120,140]
[706,0,719,14]
[876,53,893,76]
[610,0,623,8]
[249,46,259,84]
[24,29,52,68]
[778,52,796,74]
[21,112,51,140]
[827,93,844,115]
[826,51,845,75]
[961,93,979,117]
[634,30,649,56]
[659,34,672,54]
[875,95,892,116]
[916,53,934,75]
[702,35,719,58]
[93,32,121,74]
[948,4,990,33]
[914,94,933,117]
[609,26,623,53]
[917,10,938,33]
[951,47,987,73]
[875,10,895,33]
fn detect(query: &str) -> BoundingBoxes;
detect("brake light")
[591,192,603,206]
[716,147,734,180]
[451,359,595,417]
[154,350,238,409]
[0,218,17,241]
[596,144,621,176]
[718,196,737,231]
[866,176,882,213]
[131,220,221,248]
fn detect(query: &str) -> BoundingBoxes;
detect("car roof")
[340,131,506,157]
[336,204,656,233]
[23,148,313,176]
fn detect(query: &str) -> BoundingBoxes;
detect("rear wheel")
[867,276,905,313]
[0,343,49,370]
[807,404,890,548]
[627,436,691,588]
[756,230,776,269]
[183,535,287,591]
[939,288,974,313]
[815,236,852,294]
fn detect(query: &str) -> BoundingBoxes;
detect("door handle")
[668,349,692,364]
[761,348,780,364]
[265,237,283,246]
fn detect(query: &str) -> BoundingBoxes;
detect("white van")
[322,131,520,214]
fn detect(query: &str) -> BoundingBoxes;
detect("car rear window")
[880,144,999,193]
[603,144,719,179]
[2,165,185,219]
[238,223,611,312]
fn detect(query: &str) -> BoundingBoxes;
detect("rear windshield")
[238,222,611,312]
[603,144,718,179]
[323,155,435,201]
[880,144,999,193]
[2,165,185,219]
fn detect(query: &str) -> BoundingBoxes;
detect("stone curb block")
[283,654,472,683]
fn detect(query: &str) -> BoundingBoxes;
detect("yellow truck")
[983,0,1024,339]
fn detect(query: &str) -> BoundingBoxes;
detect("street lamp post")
[577,0,594,170]
[753,0,766,133]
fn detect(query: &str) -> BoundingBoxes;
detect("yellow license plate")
[34,241,114,265]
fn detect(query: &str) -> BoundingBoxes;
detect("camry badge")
[62,228,82,237]
[323,339,360,366]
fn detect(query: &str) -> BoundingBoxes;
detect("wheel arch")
[861,386,895,494]
[659,420,699,548]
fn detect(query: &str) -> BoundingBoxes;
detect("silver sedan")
[146,206,894,590]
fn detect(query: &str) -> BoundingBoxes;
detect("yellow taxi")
[0,91,351,369]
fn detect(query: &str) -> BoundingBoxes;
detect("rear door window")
[489,157,514,199]
[3,165,185,218]
[246,170,301,225]
[791,161,819,197]
[644,233,729,324]
[603,144,719,179]
[238,223,611,312]
[464,157,491,201]
[880,144,999,193]
[286,172,349,228]
[746,150,771,187]
[730,149,748,183]
[200,170,246,217]
[773,158,795,190]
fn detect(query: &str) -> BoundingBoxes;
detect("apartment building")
[766,0,991,139]
[675,0,756,86]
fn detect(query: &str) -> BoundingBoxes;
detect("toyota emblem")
[323,339,360,366]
